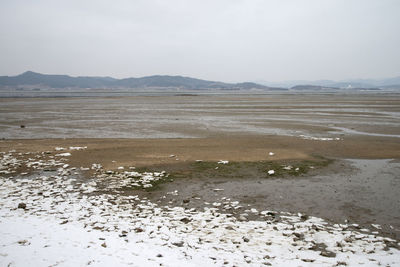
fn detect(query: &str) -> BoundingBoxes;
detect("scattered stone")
[320,250,336,258]
[180,217,191,224]
[300,214,309,221]
[293,232,304,240]
[172,241,184,247]
[1,151,399,266]
[17,240,30,246]
[17,203,26,209]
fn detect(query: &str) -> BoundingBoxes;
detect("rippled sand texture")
[0,94,399,139]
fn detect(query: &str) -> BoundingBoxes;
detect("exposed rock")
[320,250,336,258]
[180,217,191,224]
[172,241,184,247]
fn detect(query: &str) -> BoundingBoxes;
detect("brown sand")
[1,135,399,171]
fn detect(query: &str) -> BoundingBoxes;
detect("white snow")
[213,188,224,192]
[69,146,87,150]
[217,160,229,164]
[299,135,341,141]
[268,170,275,175]
[0,151,399,267]
[55,152,71,157]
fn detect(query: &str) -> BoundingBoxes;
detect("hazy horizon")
[2,70,400,86]
[1,0,399,83]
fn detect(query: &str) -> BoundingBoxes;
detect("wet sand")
[1,135,399,170]
[1,94,400,139]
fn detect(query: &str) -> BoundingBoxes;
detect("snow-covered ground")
[0,150,399,266]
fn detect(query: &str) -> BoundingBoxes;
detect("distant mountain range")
[1,71,399,91]
[257,77,400,90]
[0,71,281,90]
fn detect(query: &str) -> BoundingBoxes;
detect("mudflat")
[1,94,400,240]
[1,94,400,139]
[0,135,399,169]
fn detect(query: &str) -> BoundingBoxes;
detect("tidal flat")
[0,93,399,266]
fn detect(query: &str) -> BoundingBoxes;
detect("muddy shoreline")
[1,136,399,240]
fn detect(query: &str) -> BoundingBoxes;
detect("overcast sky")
[0,0,399,82]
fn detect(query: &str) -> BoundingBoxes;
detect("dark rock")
[320,250,336,258]
[119,230,128,237]
[134,227,144,233]
[180,217,191,224]
[101,242,107,248]
[156,254,163,257]
[242,237,250,243]
[44,168,57,172]
[309,242,336,257]
[17,240,30,246]
[182,199,190,204]
[300,214,309,221]
[20,125,25,128]
[172,241,184,247]
[293,232,304,241]
[18,203,26,209]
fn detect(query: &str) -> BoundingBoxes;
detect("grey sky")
[0,0,399,82]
